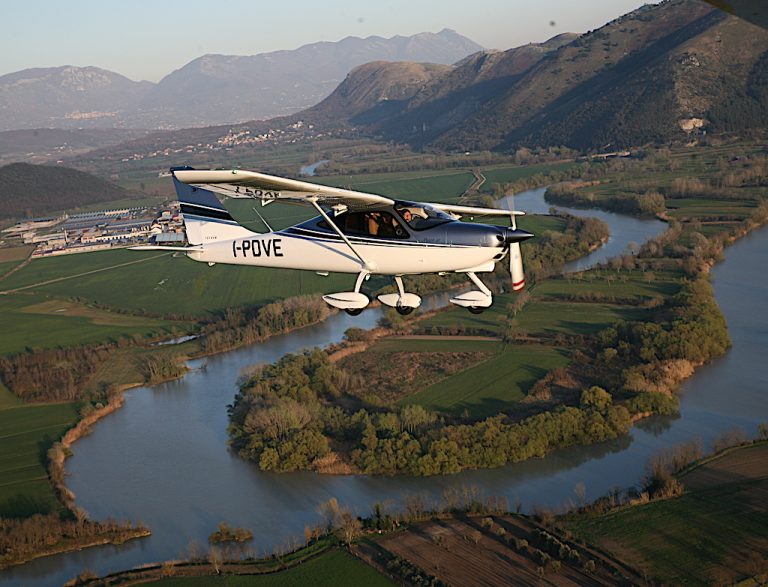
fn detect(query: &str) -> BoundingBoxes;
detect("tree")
[580,387,612,411]
[317,497,342,532]
[574,481,586,507]
[339,511,362,544]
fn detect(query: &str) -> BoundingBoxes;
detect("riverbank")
[72,537,344,586]
[0,514,150,572]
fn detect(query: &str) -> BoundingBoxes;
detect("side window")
[362,212,408,238]
[320,212,409,239]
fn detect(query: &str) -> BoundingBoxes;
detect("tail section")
[171,166,259,245]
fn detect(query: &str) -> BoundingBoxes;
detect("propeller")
[507,193,527,292]
[510,242,525,291]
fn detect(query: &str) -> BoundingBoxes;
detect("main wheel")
[345,308,364,316]
[396,305,415,316]
[468,306,485,315]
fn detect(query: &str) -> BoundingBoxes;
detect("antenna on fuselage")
[251,206,273,233]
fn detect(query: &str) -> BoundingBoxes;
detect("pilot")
[402,209,413,223]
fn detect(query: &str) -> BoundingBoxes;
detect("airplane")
[134,166,533,316]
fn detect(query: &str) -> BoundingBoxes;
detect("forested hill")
[0,163,141,219]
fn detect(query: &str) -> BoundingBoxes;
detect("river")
[299,160,330,177]
[3,188,767,586]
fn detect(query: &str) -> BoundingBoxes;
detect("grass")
[375,339,503,353]
[0,260,21,277]
[480,161,579,186]
[420,294,648,337]
[533,270,681,300]
[0,383,20,409]
[0,246,34,263]
[515,302,649,335]
[565,444,768,586]
[143,549,393,586]
[418,295,510,336]
[403,345,570,417]
[341,172,474,203]
[665,199,757,223]
[0,400,78,517]
[0,293,188,354]
[0,249,352,318]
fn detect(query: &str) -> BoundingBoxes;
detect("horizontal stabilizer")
[129,245,204,252]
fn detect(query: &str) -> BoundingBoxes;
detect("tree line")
[545,184,665,217]
[0,343,116,402]
[200,296,331,354]
[0,514,148,570]
[227,348,633,476]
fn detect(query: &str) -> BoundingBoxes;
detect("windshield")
[395,202,453,231]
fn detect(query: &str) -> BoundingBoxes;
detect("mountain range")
[3,0,766,160]
[307,0,768,151]
[0,29,482,132]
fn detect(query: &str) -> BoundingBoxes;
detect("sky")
[1,0,651,82]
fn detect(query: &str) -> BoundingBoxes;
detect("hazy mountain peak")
[0,30,483,131]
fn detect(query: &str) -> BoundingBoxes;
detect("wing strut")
[308,197,374,271]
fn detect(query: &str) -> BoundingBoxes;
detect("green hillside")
[0,162,142,219]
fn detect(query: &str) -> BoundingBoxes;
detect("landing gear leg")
[449,271,493,313]
[394,277,414,315]
[322,270,371,315]
[345,271,370,315]
[377,275,422,315]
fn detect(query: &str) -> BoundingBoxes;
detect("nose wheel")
[450,272,494,313]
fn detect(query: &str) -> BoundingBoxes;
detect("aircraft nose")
[503,227,534,244]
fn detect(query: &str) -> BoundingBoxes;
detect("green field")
[404,344,570,417]
[480,161,579,186]
[341,172,474,203]
[0,249,352,318]
[666,197,757,220]
[565,444,768,586]
[421,294,648,337]
[144,550,392,587]
[0,293,188,354]
[0,260,20,277]
[533,270,681,300]
[0,401,78,517]
[516,302,649,335]
[0,383,20,409]
[418,294,512,336]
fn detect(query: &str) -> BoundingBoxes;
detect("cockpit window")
[395,202,453,231]
[318,211,409,239]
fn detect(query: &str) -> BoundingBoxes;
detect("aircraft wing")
[173,169,394,210]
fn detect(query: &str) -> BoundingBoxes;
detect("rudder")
[171,166,259,245]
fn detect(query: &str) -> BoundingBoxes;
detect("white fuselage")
[186,232,499,275]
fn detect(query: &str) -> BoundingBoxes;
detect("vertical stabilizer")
[171,167,260,245]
